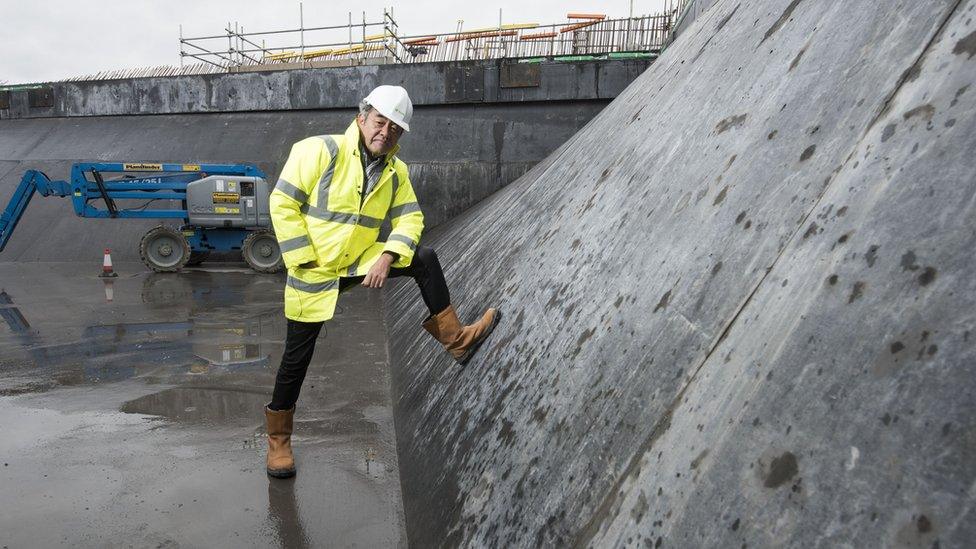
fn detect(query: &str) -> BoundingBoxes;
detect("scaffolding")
[176,3,687,74]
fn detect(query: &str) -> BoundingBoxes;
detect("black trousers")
[268,245,449,411]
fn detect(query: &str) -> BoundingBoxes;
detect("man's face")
[357,109,403,156]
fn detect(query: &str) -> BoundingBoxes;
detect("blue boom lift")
[0,162,283,272]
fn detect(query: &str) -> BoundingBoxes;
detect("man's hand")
[361,252,396,288]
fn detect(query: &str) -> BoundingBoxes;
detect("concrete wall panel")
[384,0,976,546]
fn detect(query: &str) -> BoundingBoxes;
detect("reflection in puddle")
[0,290,31,333]
[1,270,286,392]
[268,477,311,549]
[120,386,269,424]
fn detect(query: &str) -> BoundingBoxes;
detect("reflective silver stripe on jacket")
[389,172,400,210]
[387,233,418,251]
[346,256,361,277]
[300,204,384,229]
[278,234,311,253]
[274,178,307,203]
[390,201,421,218]
[317,135,340,208]
[286,275,338,293]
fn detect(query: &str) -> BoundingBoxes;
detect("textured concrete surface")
[0,101,604,261]
[0,59,650,119]
[0,262,406,547]
[385,0,976,546]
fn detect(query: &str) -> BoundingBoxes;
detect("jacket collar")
[346,119,400,163]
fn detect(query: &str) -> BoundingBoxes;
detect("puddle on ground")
[120,386,269,424]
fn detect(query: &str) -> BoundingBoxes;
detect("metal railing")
[179,9,399,70]
[387,14,674,64]
[178,6,687,72]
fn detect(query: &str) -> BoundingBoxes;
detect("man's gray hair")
[358,99,373,117]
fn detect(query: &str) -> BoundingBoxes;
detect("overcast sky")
[0,0,671,85]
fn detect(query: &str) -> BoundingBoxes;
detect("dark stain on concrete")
[736,211,747,224]
[789,46,807,71]
[917,514,933,533]
[763,452,799,488]
[881,123,897,143]
[952,30,976,59]
[945,118,957,128]
[799,145,817,161]
[865,245,880,267]
[903,104,936,122]
[768,130,778,140]
[712,261,723,276]
[900,63,922,84]
[951,84,970,107]
[631,106,645,123]
[901,250,920,271]
[576,327,596,348]
[761,0,805,44]
[532,407,548,423]
[714,185,730,206]
[654,290,672,313]
[827,274,838,286]
[837,233,850,244]
[836,206,848,217]
[731,518,740,531]
[802,222,819,239]
[918,267,937,286]
[848,281,865,303]
[630,491,649,522]
[690,449,709,469]
[890,341,905,354]
[497,419,516,446]
[716,114,748,134]
[715,4,741,32]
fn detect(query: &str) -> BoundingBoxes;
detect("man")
[264,85,501,479]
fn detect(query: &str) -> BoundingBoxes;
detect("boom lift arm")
[0,170,71,252]
[0,162,279,272]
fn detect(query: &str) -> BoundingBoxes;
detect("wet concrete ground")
[0,262,406,548]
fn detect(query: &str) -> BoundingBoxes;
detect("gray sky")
[0,0,670,84]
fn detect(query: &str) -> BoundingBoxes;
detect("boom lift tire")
[140,225,191,272]
[242,229,284,273]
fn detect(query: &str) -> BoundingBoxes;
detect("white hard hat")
[363,85,413,131]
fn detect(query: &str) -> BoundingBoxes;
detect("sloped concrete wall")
[385,0,976,546]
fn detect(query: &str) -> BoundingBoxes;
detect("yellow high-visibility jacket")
[270,119,424,322]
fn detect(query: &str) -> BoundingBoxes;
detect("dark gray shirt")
[359,142,385,207]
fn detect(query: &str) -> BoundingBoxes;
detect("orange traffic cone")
[100,248,118,278]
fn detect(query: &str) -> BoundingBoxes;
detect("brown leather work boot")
[422,305,501,365]
[265,405,296,478]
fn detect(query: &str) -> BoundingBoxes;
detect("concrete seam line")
[570,0,967,545]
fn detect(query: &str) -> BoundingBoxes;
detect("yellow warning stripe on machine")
[123,163,163,171]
